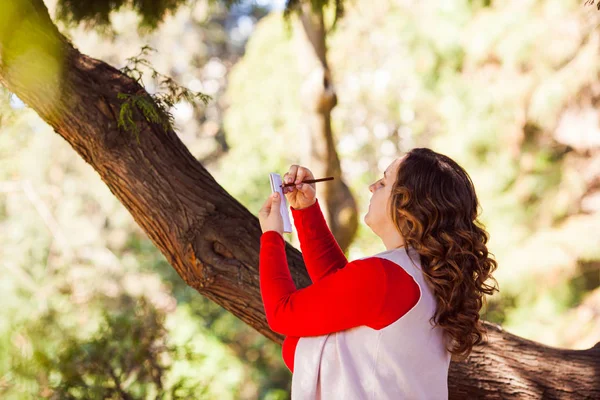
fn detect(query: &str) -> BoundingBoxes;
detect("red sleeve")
[260,231,386,336]
[259,231,420,372]
[290,199,348,283]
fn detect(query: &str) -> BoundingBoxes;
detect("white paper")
[269,173,292,233]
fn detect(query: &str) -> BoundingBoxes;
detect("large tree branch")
[0,0,310,345]
[449,322,599,398]
[0,1,598,398]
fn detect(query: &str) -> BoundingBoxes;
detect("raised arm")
[291,198,348,282]
[282,165,348,281]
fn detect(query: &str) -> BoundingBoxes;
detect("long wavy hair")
[389,148,499,361]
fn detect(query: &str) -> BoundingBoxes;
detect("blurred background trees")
[1,0,599,398]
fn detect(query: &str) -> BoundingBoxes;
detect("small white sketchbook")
[269,173,292,233]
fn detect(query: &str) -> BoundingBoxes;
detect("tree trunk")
[296,5,359,253]
[0,1,598,398]
[449,323,599,399]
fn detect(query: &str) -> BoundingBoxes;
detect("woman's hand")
[259,192,284,235]
[282,165,317,210]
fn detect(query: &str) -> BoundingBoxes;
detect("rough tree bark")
[296,4,359,253]
[0,1,598,398]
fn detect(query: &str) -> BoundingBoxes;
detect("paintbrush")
[280,176,334,188]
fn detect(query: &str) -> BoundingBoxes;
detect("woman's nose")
[369,183,375,193]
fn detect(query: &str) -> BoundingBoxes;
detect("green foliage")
[56,0,192,30]
[117,46,211,142]
[0,0,65,114]
[13,297,206,399]
[283,0,345,29]
[54,0,343,31]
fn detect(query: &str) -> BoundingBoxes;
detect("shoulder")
[339,257,409,286]
[321,257,390,294]
[335,257,420,293]
[348,256,414,276]
[342,256,391,278]
[356,257,421,297]
[340,258,422,329]
[365,258,422,329]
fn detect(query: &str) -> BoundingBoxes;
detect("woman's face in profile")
[365,156,404,231]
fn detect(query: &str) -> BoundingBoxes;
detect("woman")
[258,147,499,399]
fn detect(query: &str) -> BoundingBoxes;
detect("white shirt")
[291,246,451,399]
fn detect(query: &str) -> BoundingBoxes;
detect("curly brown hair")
[389,148,499,361]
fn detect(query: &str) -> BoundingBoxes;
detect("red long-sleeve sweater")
[259,199,420,373]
